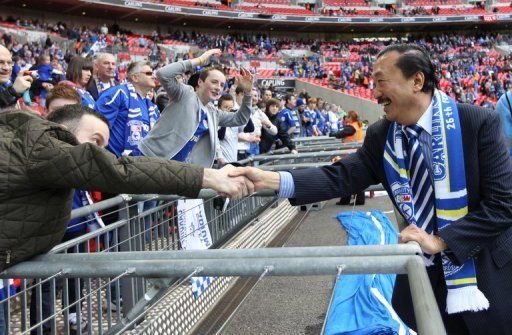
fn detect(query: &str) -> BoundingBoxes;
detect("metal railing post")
[406,256,446,335]
[118,197,136,322]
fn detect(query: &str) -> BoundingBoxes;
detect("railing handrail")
[32,244,424,263]
[70,189,277,221]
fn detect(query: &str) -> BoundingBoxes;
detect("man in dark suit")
[86,52,118,100]
[231,44,512,335]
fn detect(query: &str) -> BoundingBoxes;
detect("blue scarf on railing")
[383,89,489,314]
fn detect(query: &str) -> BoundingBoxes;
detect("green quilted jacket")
[0,111,203,270]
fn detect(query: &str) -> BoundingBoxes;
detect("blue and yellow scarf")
[383,89,489,314]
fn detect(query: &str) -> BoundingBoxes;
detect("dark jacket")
[0,84,20,109]
[0,111,204,270]
[86,78,118,101]
[289,104,512,334]
[259,112,296,154]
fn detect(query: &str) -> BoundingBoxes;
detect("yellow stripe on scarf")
[446,277,477,286]
[436,207,468,220]
[384,151,408,178]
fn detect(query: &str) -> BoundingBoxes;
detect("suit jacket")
[86,78,118,101]
[290,104,512,334]
[138,60,252,167]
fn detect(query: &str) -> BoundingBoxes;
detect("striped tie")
[403,125,435,232]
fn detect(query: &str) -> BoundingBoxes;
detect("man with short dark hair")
[94,61,159,157]
[139,49,253,167]
[278,94,297,136]
[233,44,512,335]
[262,88,273,103]
[0,104,252,272]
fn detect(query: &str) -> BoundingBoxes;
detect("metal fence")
[3,244,446,335]
[0,191,275,335]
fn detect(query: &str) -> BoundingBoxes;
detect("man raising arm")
[139,49,253,167]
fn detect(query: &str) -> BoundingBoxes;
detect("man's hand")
[203,165,254,200]
[235,67,254,94]
[12,74,33,95]
[250,134,260,143]
[42,82,54,91]
[290,149,298,155]
[261,119,272,128]
[229,167,280,192]
[399,224,447,255]
[198,48,222,66]
[331,155,342,163]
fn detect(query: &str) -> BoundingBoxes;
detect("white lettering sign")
[124,0,142,8]
[238,12,254,18]
[164,5,182,12]
[260,79,289,87]
[203,10,219,16]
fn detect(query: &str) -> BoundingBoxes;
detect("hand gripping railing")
[261,141,363,156]
[238,149,357,166]
[1,244,446,335]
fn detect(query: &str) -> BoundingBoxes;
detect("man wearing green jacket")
[0,104,252,270]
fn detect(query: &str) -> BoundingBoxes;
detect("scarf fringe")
[446,286,490,314]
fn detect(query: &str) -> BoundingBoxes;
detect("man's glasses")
[139,71,154,76]
[0,60,14,68]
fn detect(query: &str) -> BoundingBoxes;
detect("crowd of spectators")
[3,14,512,108]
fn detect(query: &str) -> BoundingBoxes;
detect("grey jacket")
[139,60,252,167]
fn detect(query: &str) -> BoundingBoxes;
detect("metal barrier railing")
[0,191,275,335]
[237,137,363,166]
[2,245,446,335]
[239,150,357,167]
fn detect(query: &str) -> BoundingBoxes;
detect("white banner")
[177,199,213,298]
[177,199,212,250]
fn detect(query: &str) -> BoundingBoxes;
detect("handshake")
[202,165,280,200]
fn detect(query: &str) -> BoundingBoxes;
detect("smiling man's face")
[0,46,13,85]
[373,51,418,125]
[197,69,225,104]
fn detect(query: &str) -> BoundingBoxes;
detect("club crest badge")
[127,120,144,146]
[442,254,460,277]
[390,181,414,221]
